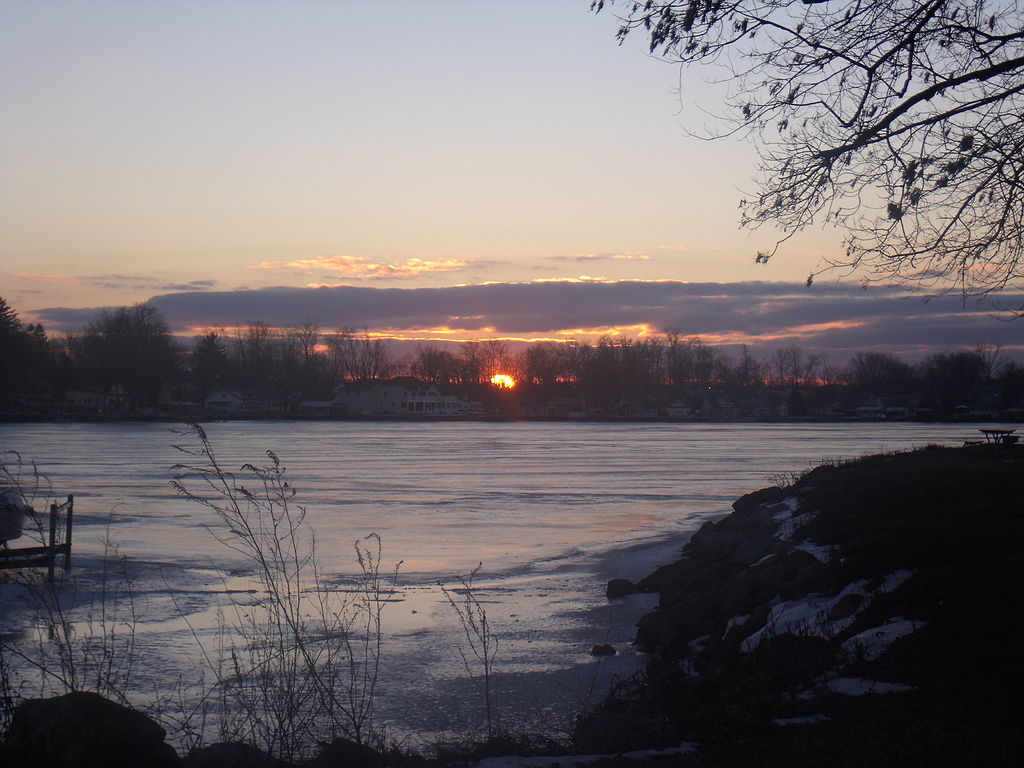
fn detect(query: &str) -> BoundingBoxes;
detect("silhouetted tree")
[326,328,394,382]
[847,351,916,393]
[515,342,561,386]
[0,297,49,400]
[191,331,232,397]
[918,349,988,409]
[80,304,179,409]
[410,344,459,385]
[595,1,1024,305]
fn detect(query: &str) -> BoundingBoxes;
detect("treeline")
[2,297,1022,415]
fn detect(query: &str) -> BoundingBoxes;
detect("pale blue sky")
[1,0,839,318]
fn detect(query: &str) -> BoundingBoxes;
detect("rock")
[2,691,179,768]
[686,524,743,559]
[182,742,281,768]
[730,534,782,566]
[311,737,385,768]
[606,578,637,598]
[828,593,864,622]
[731,486,784,514]
[590,644,617,656]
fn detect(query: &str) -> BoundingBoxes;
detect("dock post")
[63,495,74,571]
[48,501,58,583]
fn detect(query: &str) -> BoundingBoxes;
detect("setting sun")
[490,374,516,388]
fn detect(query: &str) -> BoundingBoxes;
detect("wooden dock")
[0,495,73,582]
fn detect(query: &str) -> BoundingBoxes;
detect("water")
[0,420,976,746]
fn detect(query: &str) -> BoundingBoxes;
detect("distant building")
[333,377,478,417]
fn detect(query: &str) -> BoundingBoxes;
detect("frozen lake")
[0,420,979,748]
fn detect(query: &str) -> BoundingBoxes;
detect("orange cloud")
[551,323,658,338]
[533,275,613,284]
[249,254,473,280]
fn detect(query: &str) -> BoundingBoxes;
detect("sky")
[2,0,1022,361]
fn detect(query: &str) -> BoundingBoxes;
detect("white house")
[333,377,473,417]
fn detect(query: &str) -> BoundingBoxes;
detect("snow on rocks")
[472,743,699,768]
[841,618,923,661]
[826,677,914,696]
[771,714,832,726]
[739,572,918,652]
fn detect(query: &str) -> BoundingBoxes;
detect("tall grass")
[171,423,400,760]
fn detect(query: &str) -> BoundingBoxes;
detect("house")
[63,388,106,414]
[333,377,473,417]
[665,401,692,419]
[204,389,245,418]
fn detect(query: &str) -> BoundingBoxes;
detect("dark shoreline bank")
[580,444,1024,765]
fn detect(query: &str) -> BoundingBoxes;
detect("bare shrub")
[440,564,500,738]
[171,423,398,760]
[1,453,137,729]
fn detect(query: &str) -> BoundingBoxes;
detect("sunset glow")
[490,374,516,388]
[1,3,1021,363]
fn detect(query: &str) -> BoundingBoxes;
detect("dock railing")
[0,495,73,582]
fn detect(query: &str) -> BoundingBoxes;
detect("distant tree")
[996,360,1024,407]
[595,1,1024,305]
[80,304,179,408]
[515,342,561,386]
[411,344,460,385]
[973,342,1003,382]
[847,351,916,393]
[325,328,394,383]
[1,297,31,398]
[191,331,232,397]
[918,348,988,407]
[478,339,511,381]
[458,342,485,384]
[234,320,275,383]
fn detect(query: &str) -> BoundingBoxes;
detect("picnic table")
[978,428,1018,445]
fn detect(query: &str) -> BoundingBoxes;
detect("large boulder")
[310,737,386,768]
[605,577,637,598]
[2,691,179,768]
[181,742,281,768]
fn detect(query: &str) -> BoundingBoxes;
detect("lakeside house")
[332,377,481,417]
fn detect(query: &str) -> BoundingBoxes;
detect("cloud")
[248,254,476,280]
[32,279,1024,360]
[75,275,222,292]
[552,252,652,261]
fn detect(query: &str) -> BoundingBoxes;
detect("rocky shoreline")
[4,445,1022,767]
[581,444,1024,765]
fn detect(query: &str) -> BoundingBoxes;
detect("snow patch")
[738,571,914,652]
[826,677,914,696]
[842,618,922,661]
[794,540,832,563]
[723,613,750,638]
[772,714,831,726]
[741,596,827,651]
[880,569,914,593]
[770,496,802,522]
[777,509,818,541]
[688,634,711,654]
[473,743,699,768]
